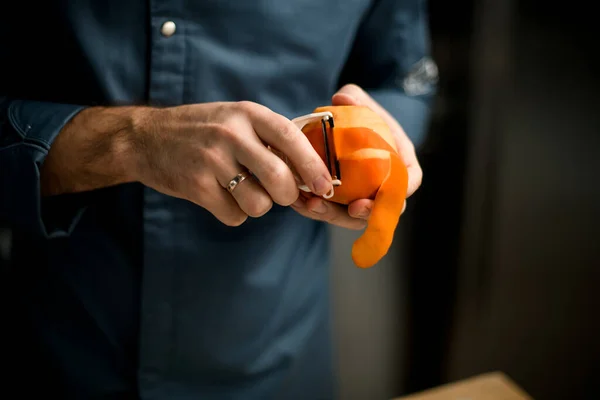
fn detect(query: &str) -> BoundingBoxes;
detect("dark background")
[404,0,600,399]
[2,1,599,399]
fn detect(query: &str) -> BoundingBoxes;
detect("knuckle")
[194,173,214,192]
[268,117,299,146]
[263,162,291,186]
[277,123,299,144]
[201,123,233,149]
[234,100,256,114]
[246,196,273,217]
[208,102,233,123]
[202,130,244,164]
[214,123,238,142]
[209,116,248,149]
[222,127,245,150]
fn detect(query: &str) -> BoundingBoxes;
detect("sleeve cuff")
[0,100,88,238]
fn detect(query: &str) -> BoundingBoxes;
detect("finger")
[242,102,333,197]
[334,84,422,198]
[200,177,249,226]
[333,84,408,149]
[234,132,300,206]
[331,91,362,107]
[334,85,401,132]
[291,196,367,230]
[347,199,373,220]
[396,135,422,198]
[213,156,274,218]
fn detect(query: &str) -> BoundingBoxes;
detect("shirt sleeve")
[338,0,438,149]
[0,97,89,239]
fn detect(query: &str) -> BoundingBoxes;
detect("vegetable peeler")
[290,111,342,199]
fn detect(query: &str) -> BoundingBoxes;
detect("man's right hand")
[41,101,334,226]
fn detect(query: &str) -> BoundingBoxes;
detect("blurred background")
[330,0,600,399]
[1,1,598,399]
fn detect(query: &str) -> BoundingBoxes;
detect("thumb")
[331,91,362,107]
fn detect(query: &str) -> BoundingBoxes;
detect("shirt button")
[160,21,176,37]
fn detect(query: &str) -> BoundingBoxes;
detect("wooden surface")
[394,372,533,400]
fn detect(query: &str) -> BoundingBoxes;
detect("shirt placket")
[139,0,186,396]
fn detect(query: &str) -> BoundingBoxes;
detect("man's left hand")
[290,84,422,230]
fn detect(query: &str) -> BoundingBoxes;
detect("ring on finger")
[226,171,251,194]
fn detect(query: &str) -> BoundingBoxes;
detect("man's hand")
[290,84,422,229]
[41,101,334,227]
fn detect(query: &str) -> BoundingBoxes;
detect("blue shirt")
[0,0,436,398]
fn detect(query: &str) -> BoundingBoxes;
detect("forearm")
[39,106,142,196]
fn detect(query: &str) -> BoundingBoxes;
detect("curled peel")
[343,149,408,268]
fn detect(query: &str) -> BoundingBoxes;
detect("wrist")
[82,105,157,185]
[111,106,144,183]
[127,106,164,183]
[81,106,140,184]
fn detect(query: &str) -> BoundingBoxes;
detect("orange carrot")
[347,150,407,268]
[300,105,409,267]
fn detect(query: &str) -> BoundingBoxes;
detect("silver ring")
[226,171,250,194]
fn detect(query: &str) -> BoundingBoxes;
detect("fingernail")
[357,209,370,219]
[310,201,328,214]
[313,175,332,195]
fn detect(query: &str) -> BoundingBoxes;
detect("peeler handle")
[291,111,334,130]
